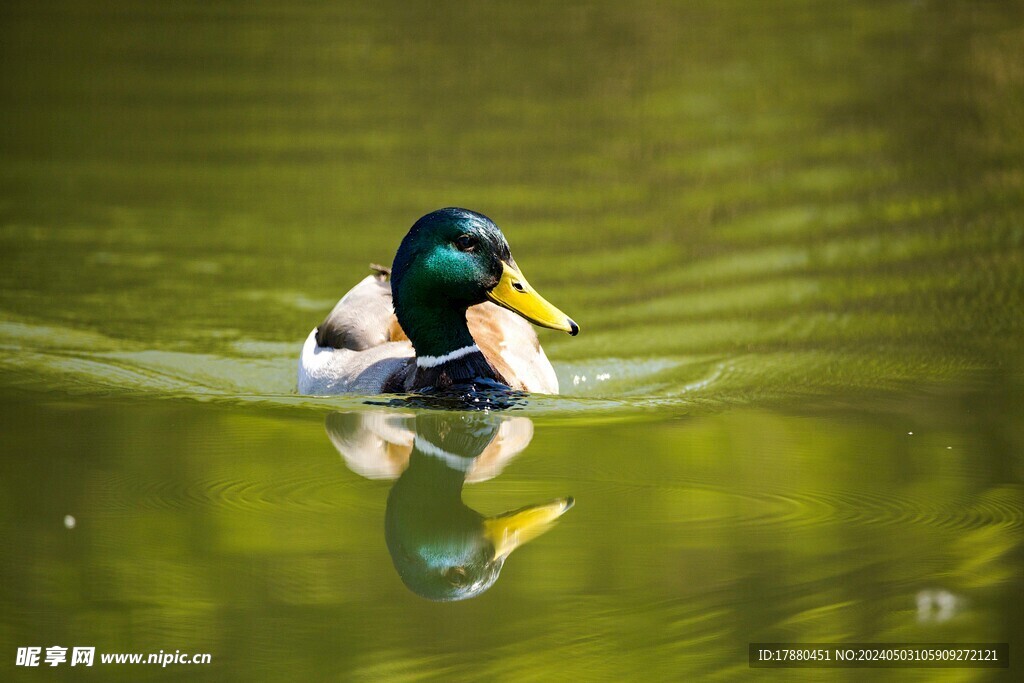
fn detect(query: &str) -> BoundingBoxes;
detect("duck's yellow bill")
[484,497,575,559]
[486,261,579,335]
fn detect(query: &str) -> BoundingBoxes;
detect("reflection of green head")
[384,412,572,601]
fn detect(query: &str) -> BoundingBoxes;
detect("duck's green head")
[391,208,578,357]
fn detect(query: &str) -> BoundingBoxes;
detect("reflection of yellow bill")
[487,261,579,335]
[484,497,575,559]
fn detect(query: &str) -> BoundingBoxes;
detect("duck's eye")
[455,234,478,252]
[445,566,468,585]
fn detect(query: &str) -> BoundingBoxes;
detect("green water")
[2,0,1023,680]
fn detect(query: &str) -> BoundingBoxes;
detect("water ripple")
[640,481,1023,532]
[94,470,367,513]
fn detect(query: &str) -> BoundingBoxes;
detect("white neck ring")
[414,436,474,472]
[416,344,481,369]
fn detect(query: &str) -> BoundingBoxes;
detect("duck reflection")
[325,411,573,601]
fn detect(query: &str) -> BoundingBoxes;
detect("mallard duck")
[298,208,578,395]
[325,410,534,482]
[326,410,573,601]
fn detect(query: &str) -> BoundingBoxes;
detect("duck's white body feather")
[298,329,414,395]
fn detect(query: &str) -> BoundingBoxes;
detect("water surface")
[1,0,1022,680]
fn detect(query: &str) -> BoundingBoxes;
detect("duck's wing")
[298,270,414,395]
[315,271,397,350]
